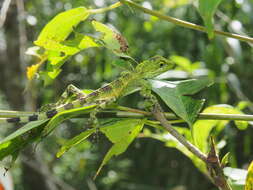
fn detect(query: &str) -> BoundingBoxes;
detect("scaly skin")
[0,56,174,123]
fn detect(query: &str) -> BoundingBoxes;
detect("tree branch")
[151,103,207,162]
[120,0,253,44]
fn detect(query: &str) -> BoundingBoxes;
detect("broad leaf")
[198,0,222,38]
[57,128,95,158]
[35,7,89,47]
[95,119,144,178]
[192,104,249,153]
[149,78,213,126]
[245,161,253,190]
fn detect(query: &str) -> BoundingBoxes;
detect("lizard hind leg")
[88,98,116,142]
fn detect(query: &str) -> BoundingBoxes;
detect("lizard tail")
[0,92,96,124]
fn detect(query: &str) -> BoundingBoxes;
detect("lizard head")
[136,56,174,78]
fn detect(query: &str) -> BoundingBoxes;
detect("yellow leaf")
[26,63,41,80]
[245,161,253,190]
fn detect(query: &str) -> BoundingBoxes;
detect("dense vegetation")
[0,0,253,190]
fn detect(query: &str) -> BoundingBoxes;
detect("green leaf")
[35,7,89,47]
[95,119,144,178]
[0,120,49,161]
[92,20,136,63]
[0,120,49,144]
[198,0,222,38]
[57,128,95,158]
[245,161,253,190]
[221,152,230,168]
[149,78,213,126]
[42,104,96,137]
[192,104,248,153]
[38,34,99,55]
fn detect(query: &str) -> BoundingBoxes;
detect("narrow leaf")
[57,128,95,158]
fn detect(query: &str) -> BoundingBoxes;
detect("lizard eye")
[159,62,165,67]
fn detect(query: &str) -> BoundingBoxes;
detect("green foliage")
[192,104,249,153]
[0,120,48,161]
[57,128,95,158]
[245,161,253,190]
[197,0,222,38]
[96,119,145,178]
[35,7,89,46]
[0,0,253,189]
[150,78,213,126]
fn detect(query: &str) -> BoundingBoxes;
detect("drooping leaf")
[192,104,249,153]
[95,119,144,178]
[57,128,96,158]
[149,78,213,126]
[35,7,89,47]
[245,161,253,190]
[198,0,222,38]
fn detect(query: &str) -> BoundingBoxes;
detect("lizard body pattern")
[0,56,174,124]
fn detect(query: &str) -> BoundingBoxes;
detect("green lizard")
[0,56,174,124]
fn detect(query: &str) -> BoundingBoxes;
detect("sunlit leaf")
[95,119,144,178]
[198,0,222,38]
[245,161,253,190]
[35,7,89,47]
[149,78,213,126]
[192,104,249,153]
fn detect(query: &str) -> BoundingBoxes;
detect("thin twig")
[120,0,253,44]
[88,2,122,14]
[207,137,232,190]
[152,103,207,162]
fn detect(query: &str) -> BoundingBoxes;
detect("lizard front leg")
[56,84,88,106]
[139,79,157,110]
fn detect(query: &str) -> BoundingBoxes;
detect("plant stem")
[120,0,253,44]
[152,103,207,162]
[88,2,122,14]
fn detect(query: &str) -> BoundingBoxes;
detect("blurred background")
[0,0,253,189]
